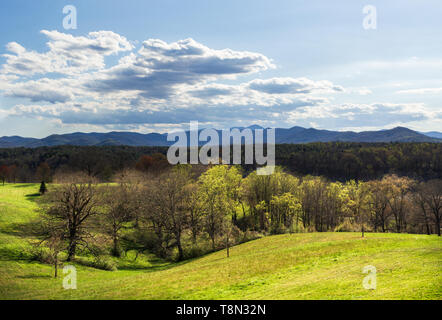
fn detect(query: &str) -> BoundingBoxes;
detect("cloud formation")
[0,30,437,132]
[248,77,343,94]
[1,30,133,76]
[86,38,275,99]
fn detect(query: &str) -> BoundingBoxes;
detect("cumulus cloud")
[8,94,325,126]
[86,38,275,99]
[1,30,133,76]
[3,78,75,103]
[248,77,343,94]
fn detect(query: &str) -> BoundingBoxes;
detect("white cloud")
[248,77,343,94]
[285,102,439,129]
[86,37,275,99]
[1,30,133,76]
[396,87,442,95]
[2,78,75,103]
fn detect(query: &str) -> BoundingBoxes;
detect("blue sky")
[0,0,441,137]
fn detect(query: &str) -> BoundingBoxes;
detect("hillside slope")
[0,184,441,300]
[1,126,440,148]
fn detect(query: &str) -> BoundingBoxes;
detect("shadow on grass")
[116,250,201,272]
[1,219,42,238]
[25,193,41,203]
[115,252,174,272]
[12,184,38,188]
[118,244,235,272]
[118,263,175,272]
[17,274,53,279]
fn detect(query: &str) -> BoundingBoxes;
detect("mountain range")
[0,126,440,148]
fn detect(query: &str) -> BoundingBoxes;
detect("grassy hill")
[0,184,441,300]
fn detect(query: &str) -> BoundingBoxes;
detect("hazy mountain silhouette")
[0,126,440,148]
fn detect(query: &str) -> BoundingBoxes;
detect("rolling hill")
[0,184,441,300]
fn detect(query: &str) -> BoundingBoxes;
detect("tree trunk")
[226,235,230,258]
[211,236,215,251]
[112,235,121,257]
[176,234,184,261]
[395,216,401,233]
[420,204,431,235]
[67,241,77,262]
[425,221,431,235]
[191,228,198,245]
[54,254,58,278]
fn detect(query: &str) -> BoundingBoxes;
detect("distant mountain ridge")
[421,131,442,139]
[0,126,440,148]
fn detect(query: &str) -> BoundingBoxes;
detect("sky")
[0,0,441,138]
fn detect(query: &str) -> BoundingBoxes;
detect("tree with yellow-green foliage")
[343,180,372,237]
[198,165,242,250]
[269,192,302,234]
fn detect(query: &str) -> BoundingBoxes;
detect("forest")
[0,142,441,183]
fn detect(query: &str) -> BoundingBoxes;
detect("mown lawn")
[0,183,441,300]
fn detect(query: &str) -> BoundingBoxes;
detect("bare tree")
[45,233,65,278]
[185,183,204,244]
[412,182,432,235]
[384,175,412,233]
[42,176,100,261]
[414,180,442,236]
[425,180,442,236]
[101,183,137,256]
[367,179,391,232]
[142,166,192,260]
[34,224,65,278]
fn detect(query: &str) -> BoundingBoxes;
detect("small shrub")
[124,229,173,260]
[182,243,212,260]
[75,256,117,271]
[29,247,52,263]
[93,256,117,271]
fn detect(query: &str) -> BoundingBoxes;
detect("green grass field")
[0,183,441,300]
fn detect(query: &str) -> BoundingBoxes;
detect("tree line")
[35,164,441,275]
[0,142,441,183]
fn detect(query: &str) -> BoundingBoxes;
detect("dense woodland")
[0,142,441,183]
